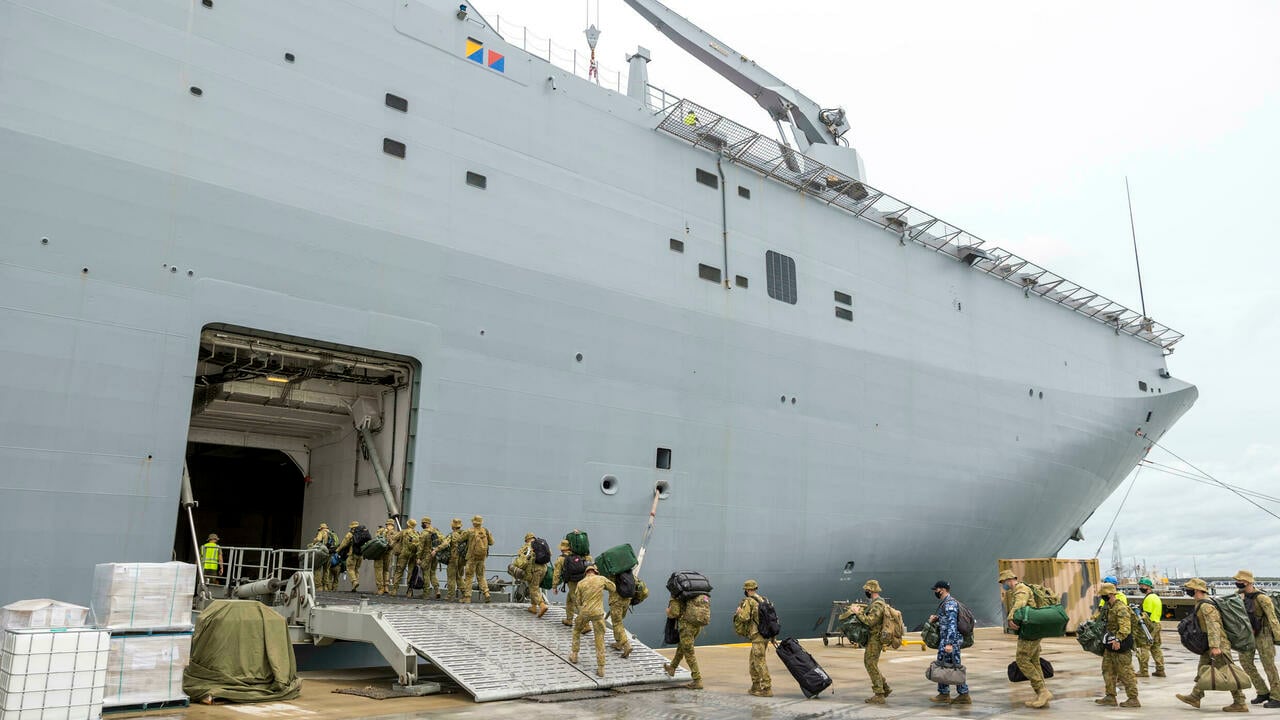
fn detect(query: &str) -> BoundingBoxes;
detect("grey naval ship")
[0,0,1195,646]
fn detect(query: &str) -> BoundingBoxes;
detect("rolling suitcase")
[774,637,832,698]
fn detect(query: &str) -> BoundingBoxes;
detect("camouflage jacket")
[608,581,631,613]
[514,542,533,569]
[336,530,357,556]
[1196,599,1231,653]
[856,597,885,632]
[435,530,468,561]
[417,526,442,557]
[465,527,494,561]
[1007,582,1034,622]
[395,528,420,557]
[666,597,685,619]
[1090,596,1132,641]
[572,574,616,619]
[311,528,337,549]
[1245,592,1280,638]
[735,594,762,637]
[552,553,593,586]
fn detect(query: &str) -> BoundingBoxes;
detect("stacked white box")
[103,635,190,709]
[1,602,90,632]
[89,564,196,632]
[0,627,109,720]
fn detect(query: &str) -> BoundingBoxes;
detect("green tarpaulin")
[183,600,301,703]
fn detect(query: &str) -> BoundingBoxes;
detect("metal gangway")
[646,90,1184,351]
[210,545,686,701]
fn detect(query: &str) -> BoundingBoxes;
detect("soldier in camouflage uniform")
[1091,582,1140,707]
[607,574,632,657]
[460,515,494,603]
[373,520,395,595]
[1235,569,1280,708]
[853,579,892,704]
[310,522,338,592]
[568,565,616,678]
[518,533,550,617]
[1001,569,1052,708]
[390,518,419,597]
[663,593,704,689]
[735,579,772,697]
[431,519,467,602]
[1177,577,1249,712]
[418,516,442,599]
[553,540,594,627]
[335,521,365,592]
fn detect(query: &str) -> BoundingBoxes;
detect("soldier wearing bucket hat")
[1000,568,1052,708]
[1235,570,1280,708]
[1090,583,1139,707]
[734,579,772,696]
[852,579,892,704]
[1177,578,1249,712]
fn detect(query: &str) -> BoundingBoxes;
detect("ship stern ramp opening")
[305,598,687,701]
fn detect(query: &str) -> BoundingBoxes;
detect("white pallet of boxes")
[0,625,109,720]
[90,563,196,712]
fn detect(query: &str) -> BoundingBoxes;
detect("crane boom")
[620,0,850,151]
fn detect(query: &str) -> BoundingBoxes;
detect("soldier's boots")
[1095,695,1118,706]
[687,679,704,690]
[1176,694,1201,708]
[1119,697,1141,708]
[483,594,491,604]
[563,619,574,627]
[596,666,605,678]
[568,652,578,664]
[1153,668,1166,677]
[864,694,886,705]
[930,693,951,703]
[1222,702,1249,713]
[882,684,892,697]
[1252,694,1270,705]
[663,662,676,677]
[537,604,549,618]
[950,694,972,705]
[620,645,632,659]
[1136,670,1150,677]
[1024,688,1052,708]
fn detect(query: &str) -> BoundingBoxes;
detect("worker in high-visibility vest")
[201,534,224,579]
[683,110,699,127]
[1135,577,1165,677]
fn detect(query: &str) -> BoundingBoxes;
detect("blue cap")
[1104,575,1118,585]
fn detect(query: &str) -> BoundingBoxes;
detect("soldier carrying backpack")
[734,579,776,697]
[852,579,897,704]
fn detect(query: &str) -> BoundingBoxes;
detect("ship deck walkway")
[303,594,687,702]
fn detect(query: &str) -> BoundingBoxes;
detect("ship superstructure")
[0,0,1194,645]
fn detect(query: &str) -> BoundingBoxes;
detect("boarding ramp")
[306,597,687,702]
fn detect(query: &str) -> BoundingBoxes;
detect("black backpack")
[615,570,636,599]
[531,537,551,565]
[756,596,781,639]
[351,524,372,553]
[563,555,588,584]
[1178,602,1210,655]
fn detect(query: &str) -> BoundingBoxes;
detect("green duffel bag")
[1076,617,1106,656]
[595,544,637,577]
[1012,604,1069,640]
[565,530,590,557]
[922,619,974,650]
[540,567,554,590]
[840,616,870,646]
[360,536,391,560]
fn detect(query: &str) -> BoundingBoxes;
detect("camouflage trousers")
[391,552,416,595]
[461,558,489,602]
[563,581,581,624]
[346,555,363,591]
[1015,638,1045,693]
[572,613,607,671]
[422,557,440,596]
[373,555,391,593]
[1135,618,1164,673]
[609,602,631,651]
[864,637,890,695]
[445,558,464,600]
[671,624,703,681]
[1191,654,1246,704]
[1102,649,1138,699]
[1240,627,1280,696]
[749,635,771,692]
[526,564,547,610]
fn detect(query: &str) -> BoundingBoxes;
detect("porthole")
[600,475,618,495]
[575,352,583,362]
[655,480,671,499]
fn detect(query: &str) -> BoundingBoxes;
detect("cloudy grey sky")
[477,1,1280,577]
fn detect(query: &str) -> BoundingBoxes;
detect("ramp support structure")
[307,606,419,686]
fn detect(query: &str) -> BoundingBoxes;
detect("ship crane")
[620,0,866,179]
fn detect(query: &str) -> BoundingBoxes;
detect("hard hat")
[743,579,758,591]
[998,569,1017,582]
[1234,570,1256,584]
[863,579,881,593]
[472,515,483,524]
[1104,575,1118,585]
[1138,577,1153,587]
[1183,578,1209,593]
[1099,582,1117,596]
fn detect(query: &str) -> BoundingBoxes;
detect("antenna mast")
[1125,177,1148,322]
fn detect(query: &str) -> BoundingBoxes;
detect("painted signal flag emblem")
[465,38,504,73]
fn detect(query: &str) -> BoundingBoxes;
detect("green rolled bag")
[1076,617,1106,656]
[1195,655,1252,693]
[360,536,390,560]
[922,619,974,650]
[1012,604,1069,640]
[565,530,590,556]
[595,544,637,577]
[839,615,870,645]
[540,567,553,590]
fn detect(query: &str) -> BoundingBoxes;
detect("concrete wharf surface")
[123,624,1250,719]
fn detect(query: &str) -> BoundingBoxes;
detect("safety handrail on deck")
[647,92,1184,351]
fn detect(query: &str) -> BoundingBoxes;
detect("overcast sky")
[475,1,1280,577]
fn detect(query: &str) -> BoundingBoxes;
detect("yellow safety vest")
[201,542,221,572]
[1142,592,1163,623]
